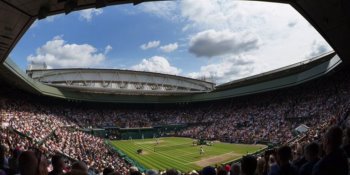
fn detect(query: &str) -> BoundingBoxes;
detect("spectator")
[165,169,180,175]
[271,146,297,175]
[0,145,8,172]
[312,126,348,175]
[71,161,88,173]
[65,170,88,175]
[292,144,306,171]
[8,149,21,174]
[37,151,49,175]
[49,155,66,175]
[268,154,279,175]
[224,165,231,175]
[18,151,39,175]
[256,157,265,175]
[217,166,227,175]
[129,166,138,174]
[202,166,216,175]
[103,167,115,175]
[342,127,350,157]
[146,170,158,175]
[230,163,240,175]
[299,142,319,175]
[240,155,257,175]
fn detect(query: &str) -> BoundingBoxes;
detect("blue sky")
[9,0,332,84]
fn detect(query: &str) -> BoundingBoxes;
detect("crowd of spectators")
[0,98,131,174]
[44,127,129,173]
[0,99,76,143]
[1,125,350,175]
[177,69,350,144]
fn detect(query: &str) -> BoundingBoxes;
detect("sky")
[9,0,332,84]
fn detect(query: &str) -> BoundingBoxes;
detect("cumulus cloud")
[131,56,181,75]
[177,0,332,83]
[121,0,334,85]
[104,45,113,54]
[189,30,260,58]
[307,40,332,58]
[188,56,255,83]
[138,1,179,21]
[79,9,103,22]
[160,43,178,53]
[140,40,160,50]
[31,14,62,28]
[180,0,236,30]
[179,0,297,32]
[123,0,332,84]
[27,36,107,68]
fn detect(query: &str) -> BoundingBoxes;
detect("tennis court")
[110,137,266,172]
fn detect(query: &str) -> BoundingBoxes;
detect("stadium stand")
[0,65,350,175]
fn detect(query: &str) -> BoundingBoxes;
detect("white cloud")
[180,0,332,83]
[160,43,178,53]
[104,45,113,54]
[45,15,60,22]
[118,0,333,84]
[27,36,107,68]
[180,0,235,30]
[189,29,260,58]
[79,9,103,22]
[140,40,160,50]
[30,20,38,28]
[307,40,332,58]
[45,16,55,22]
[131,56,181,75]
[288,20,298,28]
[138,1,179,21]
[188,55,255,83]
[30,14,62,28]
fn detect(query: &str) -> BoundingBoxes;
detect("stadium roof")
[215,51,335,91]
[26,68,215,95]
[0,51,340,103]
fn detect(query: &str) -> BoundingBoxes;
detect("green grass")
[110,137,266,172]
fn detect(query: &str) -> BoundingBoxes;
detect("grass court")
[110,137,266,172]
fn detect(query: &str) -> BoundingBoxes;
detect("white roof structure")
[26,68,215,95]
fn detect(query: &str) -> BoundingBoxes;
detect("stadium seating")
[1,67,350,175]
